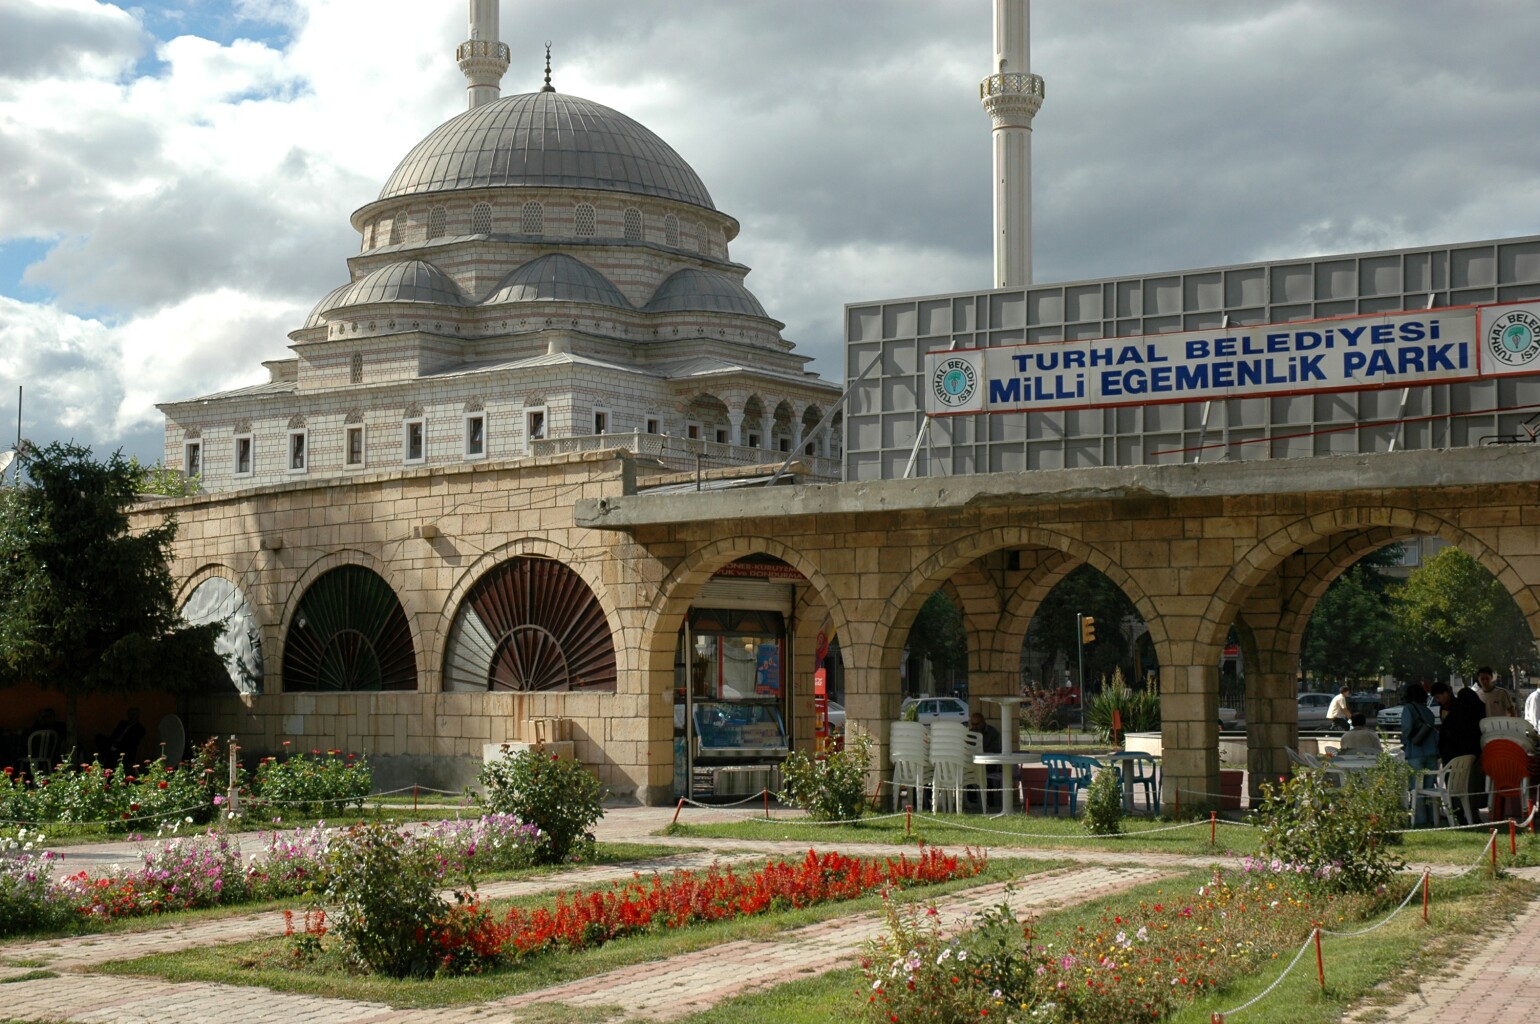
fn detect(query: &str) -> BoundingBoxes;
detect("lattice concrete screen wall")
[843,235,1540,480]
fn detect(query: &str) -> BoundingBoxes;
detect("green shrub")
[1018,688,1064,733]
[476,746,605,863]
[1085,669,1160,742]
[1252,755,1408,893]
[317,822,456,978]
[250,746,370,816]
[779,734,872,821]
[1083,763,1124,836]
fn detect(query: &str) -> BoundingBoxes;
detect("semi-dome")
[645,268,769,319]
[304,282,352,328]
[378,91,715,210]
[485,253,631,308]
[327,260,467,311]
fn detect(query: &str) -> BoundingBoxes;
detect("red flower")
[157,781,168,789]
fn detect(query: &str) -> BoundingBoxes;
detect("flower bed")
[339,847,987,977]
[862,862,1374,1024]
[0,814,544,937]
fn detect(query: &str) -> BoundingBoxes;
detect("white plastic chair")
[962,730,990,811]
[24,730,58,781]
[1443,754,1479,826]
[889,721,929,811]
[1409,763,1454,827]
[927,721,971,813]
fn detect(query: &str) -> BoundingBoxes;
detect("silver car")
[1297,692,1335,729]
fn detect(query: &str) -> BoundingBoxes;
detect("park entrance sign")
[925,300,1540,416]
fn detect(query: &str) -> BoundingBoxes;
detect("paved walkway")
[1,805,1535,1023]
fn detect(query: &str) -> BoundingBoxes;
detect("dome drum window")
[664,214,679,247]
[472,202,493,234]
[623,208,642,241]
[574,203,595,237]
[428,206,447,239]
[520,201,543,235]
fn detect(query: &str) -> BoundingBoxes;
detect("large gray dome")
[378,91,715,210]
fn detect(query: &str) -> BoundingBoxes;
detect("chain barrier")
[1210,926,1321,1021]
[0,801,214,829]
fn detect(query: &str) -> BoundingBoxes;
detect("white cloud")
[3,0,1540,465]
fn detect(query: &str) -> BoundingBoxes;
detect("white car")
[1376,704,1405,731]
[900,696,970,724]
[826,700,846,729]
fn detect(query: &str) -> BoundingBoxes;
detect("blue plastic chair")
[1039,754,1098,815]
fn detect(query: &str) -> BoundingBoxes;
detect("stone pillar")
[729,411,745,447]
[1158,659,1220,813]
[1245,646,1298,801]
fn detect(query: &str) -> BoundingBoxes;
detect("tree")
[907,591,968,691]
[1025,565,1142,688]
[1300,563,1398,684]
[1391,546,1534,681]
[0,442,223,748]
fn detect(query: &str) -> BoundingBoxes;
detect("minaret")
[457,0,509,110]
[980,0,1045,288]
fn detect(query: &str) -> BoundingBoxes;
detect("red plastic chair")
[1482,738,1532,823]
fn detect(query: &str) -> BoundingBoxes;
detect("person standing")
[1524,682,1540,734]
[1430,681,1484,823]
[1475,666,1518,718]
[967,710,1002,812]
[1326,685,1352,732]
[1400,682,1440,826]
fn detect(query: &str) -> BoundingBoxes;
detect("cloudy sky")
[2,0,1538,465]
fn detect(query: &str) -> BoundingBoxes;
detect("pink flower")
[213,795,225,806]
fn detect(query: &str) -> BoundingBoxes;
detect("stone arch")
[1198,505,1540,655]
[872,526,1167,694]
[176,565,267,696]
[638,536,849,686]
[433,536,626,694]
[275,548,422,693]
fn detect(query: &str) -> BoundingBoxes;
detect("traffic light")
[1080,614,1097,645]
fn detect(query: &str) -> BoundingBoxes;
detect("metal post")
[1075,613,1086,730]
[225,736,240,818]
[766,352,883,487]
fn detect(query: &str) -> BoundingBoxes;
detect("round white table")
[972,751,1041,816]
[1105,751,1158,812]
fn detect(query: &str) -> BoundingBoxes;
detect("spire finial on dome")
[542,41,555,92]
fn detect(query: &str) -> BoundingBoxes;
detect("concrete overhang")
[574,445,1540,530]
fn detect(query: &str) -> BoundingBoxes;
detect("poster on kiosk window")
[814,630,830,756]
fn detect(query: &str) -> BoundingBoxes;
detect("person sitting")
[95,707,145,766]
[967,710,1002,812]
[1337,712,1382,754]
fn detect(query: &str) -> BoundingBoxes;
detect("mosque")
[145,0,1540,805]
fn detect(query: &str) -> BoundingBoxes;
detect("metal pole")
[765,352,883,487]
[1076,612,1086,731]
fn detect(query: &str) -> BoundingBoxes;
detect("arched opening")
[180,577,263,694]
[442,556,617,692]
[282,566,417,692]
[903,590,968,700]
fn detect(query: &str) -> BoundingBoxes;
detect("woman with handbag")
[1400,682,1440,826]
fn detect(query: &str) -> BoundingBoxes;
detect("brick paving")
[2,806,1534,1023]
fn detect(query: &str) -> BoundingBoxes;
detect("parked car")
[825,700,846,729]
[900,696,970,724]
[1348,693,1384,716]
[1297,692,1335,729]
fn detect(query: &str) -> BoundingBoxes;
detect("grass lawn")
[665,810,1540,866]
[90,854,1064,1008]
[655,870,1535,1024]
[27,804,479,846]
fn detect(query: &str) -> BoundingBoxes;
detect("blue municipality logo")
[932,356,978,408]
[1487,308,1540,367]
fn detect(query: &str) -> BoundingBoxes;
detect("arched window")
[362,220,374,249]
[387,216,401,245]
[350,353,363,385]
[472,202,493,234]
[574,203,595,237]
[427,206,447,239]
[623,207,642,241]
[697,225,710,256]
[664,214,679,247]
[521,201,543,235]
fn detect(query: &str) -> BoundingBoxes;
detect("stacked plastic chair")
[962,729,990,811]
[1443,753,1479,826]
[927,721,972,813]
[1482,737,1532,824]
[1408,762,1456,827]
[889,720,929,811]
